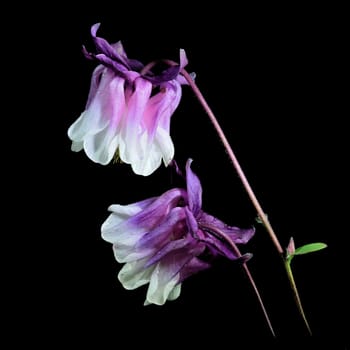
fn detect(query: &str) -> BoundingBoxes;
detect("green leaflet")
[294,243,328,256]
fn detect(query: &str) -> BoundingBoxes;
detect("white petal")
[127,130,174,176]
[144,284,181,305]
[102,217,145,246]
[145,263,180,305]
[101,199,155,244]
[84,129,119,165]
[83,76,126,164]
[67,106,109,143]
[71,141,83,152]
[112,237,158,263]
[129,133,163,176]
[67,71,115,143]
[118,79,153,174]
[155,128,175,167]
[118,259,153,290]
[167,283,181,301]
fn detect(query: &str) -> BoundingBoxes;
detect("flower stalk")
[202,223,276,337]
[181,68,312,335]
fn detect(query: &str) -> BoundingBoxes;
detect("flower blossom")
[68,23,189,176]
[101,159,255,305]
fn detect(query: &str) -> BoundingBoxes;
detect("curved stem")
[182,68,312,335]
[200,223,276,337]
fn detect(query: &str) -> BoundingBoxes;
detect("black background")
[12,2,348,348]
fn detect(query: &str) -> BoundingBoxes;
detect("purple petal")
[145,236,194,268]
[136,207,187,251]
[173,49,190,85]
[145,238,206,305]
[82,74,127,165]
[169,159,184,178]
[143,49,189,85]
[90,23,131,69]
[143,79,182,140]
[185,206,202,239]
[144,65,181,85]
[179,49,188,70]
[185,159,202,216]
[179,256,210,282]
[184,207,239,260]
[101,197,158,244]
[111,41,129,63]
[68,70,116,144]
[197,227,240,260]
[85,65,105,109]
[198,212,255,244]
[128,188,187,230]
[94,53,130,75]
[145,236,206,278]
[128,58,144,71]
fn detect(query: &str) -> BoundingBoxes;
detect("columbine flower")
[68,23,189,176]
[101,159,255,305]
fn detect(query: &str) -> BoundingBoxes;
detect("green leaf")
[294,243,327,256]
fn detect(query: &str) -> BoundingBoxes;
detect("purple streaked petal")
[118,77,152,166]
[156,80,182,131]
[198,212,255,244]
[101,197,157,243]
[102,189,186,246]
[68,70,116,143]
[179,256,210,282]
[113,207,187,263]
[145,240,205,305]
[121,80,180,174]
[127,188,187,230]
[119,77,177,176]
[108,197,157,215]
[185,159,202,216]
[85,65,105,108]
[136,207,187,251]
[83,75,126,164]
[143,80,181,139]
[145,237,194,268]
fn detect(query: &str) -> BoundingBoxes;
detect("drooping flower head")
[68,23,189,176]
[101,159,255,305]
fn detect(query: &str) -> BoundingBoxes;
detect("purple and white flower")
[68,23,189,176]
[101,159,255,305]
